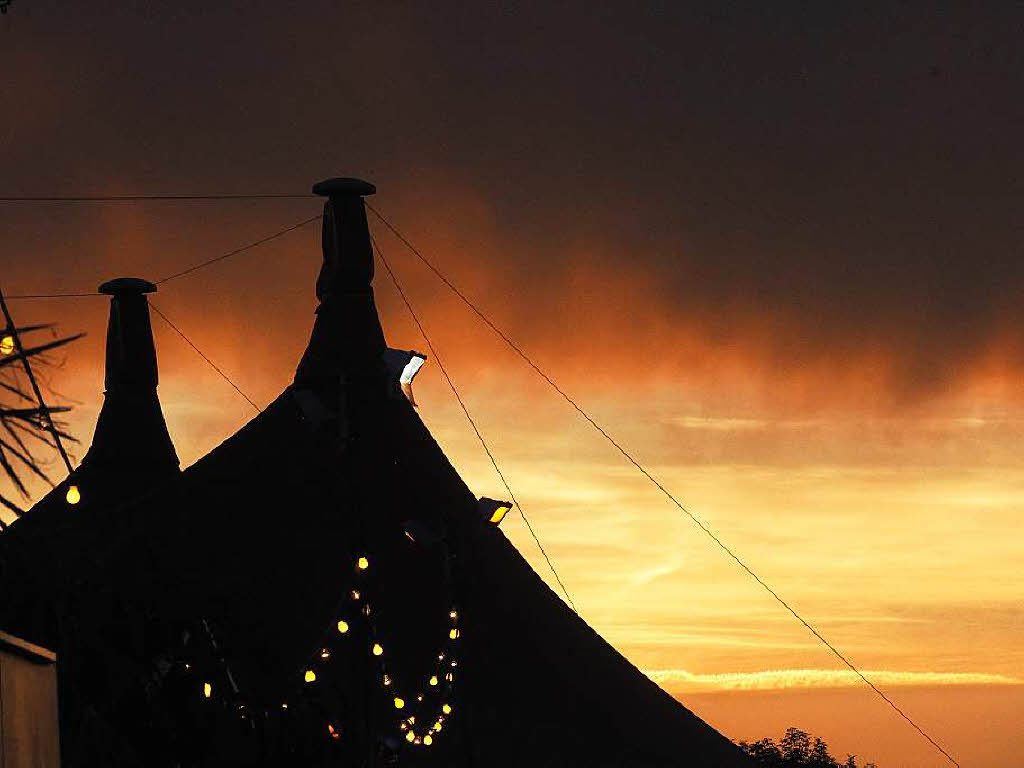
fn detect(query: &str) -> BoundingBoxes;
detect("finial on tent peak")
[98,277,157,296]
[312,178,376,197]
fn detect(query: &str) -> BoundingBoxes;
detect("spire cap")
[98,277,157,295]
[312,178,376,197]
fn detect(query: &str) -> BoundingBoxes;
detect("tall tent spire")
[293,178,387,427]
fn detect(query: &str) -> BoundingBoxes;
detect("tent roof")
[2,178,754,767]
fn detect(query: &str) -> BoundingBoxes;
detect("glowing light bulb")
[414,737,422,745]
[400,722,408,730]
[351,589,361,600]
[445,672,454,682]
[0,336,14,356]
[433,722,442,732]
[281,703,288,709]
[320,648,330,659]
[424,734,433,746]
[407,716,415,724]
[449,609,458,620]
[337,620,349,634]
[328,724,339,738]
[393,697,405,709]
[65,485,81,505]
[442,703,452,715]
[203,682,212,698]
[449,628,459,640]
[383,674,392,686]
[406,730,416,743]
[357,556,369,570]
[429,675,438,686]
[416,694,424,702]
[372,643,384,656]
[304,669,316,683]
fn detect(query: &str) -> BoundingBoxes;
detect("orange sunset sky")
[3,3,1023,766]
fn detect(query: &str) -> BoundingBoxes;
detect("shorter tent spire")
[81,277,178,476]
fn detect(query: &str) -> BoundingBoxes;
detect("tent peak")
[98,277,157,295]
[313,177,376,197]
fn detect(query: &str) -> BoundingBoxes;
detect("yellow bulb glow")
[442,703,452,715]
[357,556,369,570]
[489,505,511,524]
[406,730,416,743]
[203,682,212,698]
[304,669,316,683]
[400,721,408,730]
[372,643,384,656]
[433,722,442,732]
[65,485,81,505]
[449,628,459,640]
[424,735,433,746]
[407,716,415,724]
[445,672,454,682]
[337,620,349,634]
[0,336,14,356]
[429,675,438,686]
[393,697,405,709]
[351,589,361,600]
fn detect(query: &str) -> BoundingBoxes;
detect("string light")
[372,643,384,656]
[351,589,361,600]
[0,335,13,355]
[442,704,452,715]
[320,648,330,659]
[65,485,81,505]
[449,610,458,620]
[393,697,405,709]
[328,724,340,739]
[406,730,416,743]
[449,628,459,640]
[383,674,392,686]
[424,734,433,746]
[445,672,454,683]
[304,669,317,683]
[281,703,288,709]
[429,675,438,686]
[357,556,369,570]
[337,620,349,634]
[203,682,212,698]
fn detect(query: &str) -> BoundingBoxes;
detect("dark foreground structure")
[0,178,753,767]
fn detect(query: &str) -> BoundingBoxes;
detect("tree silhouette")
[0,316,83,521]
[739,727,877,768]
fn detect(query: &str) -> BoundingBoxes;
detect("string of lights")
[183,552,460,753]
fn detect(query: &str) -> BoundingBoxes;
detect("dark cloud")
[3,1,1022,402]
